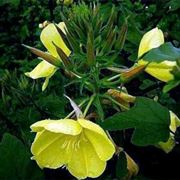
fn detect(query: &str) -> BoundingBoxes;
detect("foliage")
[102,97,170,146]
[0,0,180,179]
[0,133,44,180]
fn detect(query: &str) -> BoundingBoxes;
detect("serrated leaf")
[0,133,44,180]
[102,97,170,146]
[142,42,180,62]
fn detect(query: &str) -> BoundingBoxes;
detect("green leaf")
[116,151,128,179]
[0,0,20,7]
[0,133,44,180]
[102,97,170,146]
[142,42,180,62]
[168,0,180,11]
[139,79,156,90]
[115,20,128,51]
[87,27,95,66]
[94,95,104,121]
[163,79,180,93]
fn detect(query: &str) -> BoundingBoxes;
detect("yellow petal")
[170,111,180,133]
[138,27,164,58]
[158,134,176,153]
[31,119,82,135]
[67,139,106,179]
[25,60,57,79]
[158,111,180,153]
[42,77,50,91]
[78,119,108,137]
[78,119,115,161]
[57,22,67,34]
[44,119,82,135]
[138,60,175,82]
[31,120,53,132]
[31,130,73,169]
[40,23,71,58]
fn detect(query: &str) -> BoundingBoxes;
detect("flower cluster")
[24,5,179,179]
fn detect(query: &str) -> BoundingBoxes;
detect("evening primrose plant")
[23,2,180,179]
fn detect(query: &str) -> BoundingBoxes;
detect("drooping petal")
[25,60,57,79]
[31,120,53,132]
[31,119,82,135]
[157,111,180,153]
[137,28,176,82]
[44,119,82,135]
[138,60,175,82]
[78,119,108,137]
[138,27,164,58]
[81,140,106,178]
[57,22,67,34]
[42,77,50,91]
[169,111,180,132]
[31,130,73,169]
[78,119,115,161]
[40,23,71,58]
[67,138,106,179]
[158,134,176,153]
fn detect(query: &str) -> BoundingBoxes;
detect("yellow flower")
[25,22,71,91]
[31,118,115,179]
[158,111,180,153]
[138,27,176,82]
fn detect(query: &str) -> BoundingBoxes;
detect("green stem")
[83,94,96,117]
[107,74,121,81]
[101,78,122,87]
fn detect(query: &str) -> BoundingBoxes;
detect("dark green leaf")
[115,20,128,50]
[94,95,104,121]
[142,42,180,62]
[37,94,66,118]
[116,151,128,179]
[0,133,43,180]
[168,0,180,11]
[102,97,170,146]
[87,28,95,66]
[0,0,20,7]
